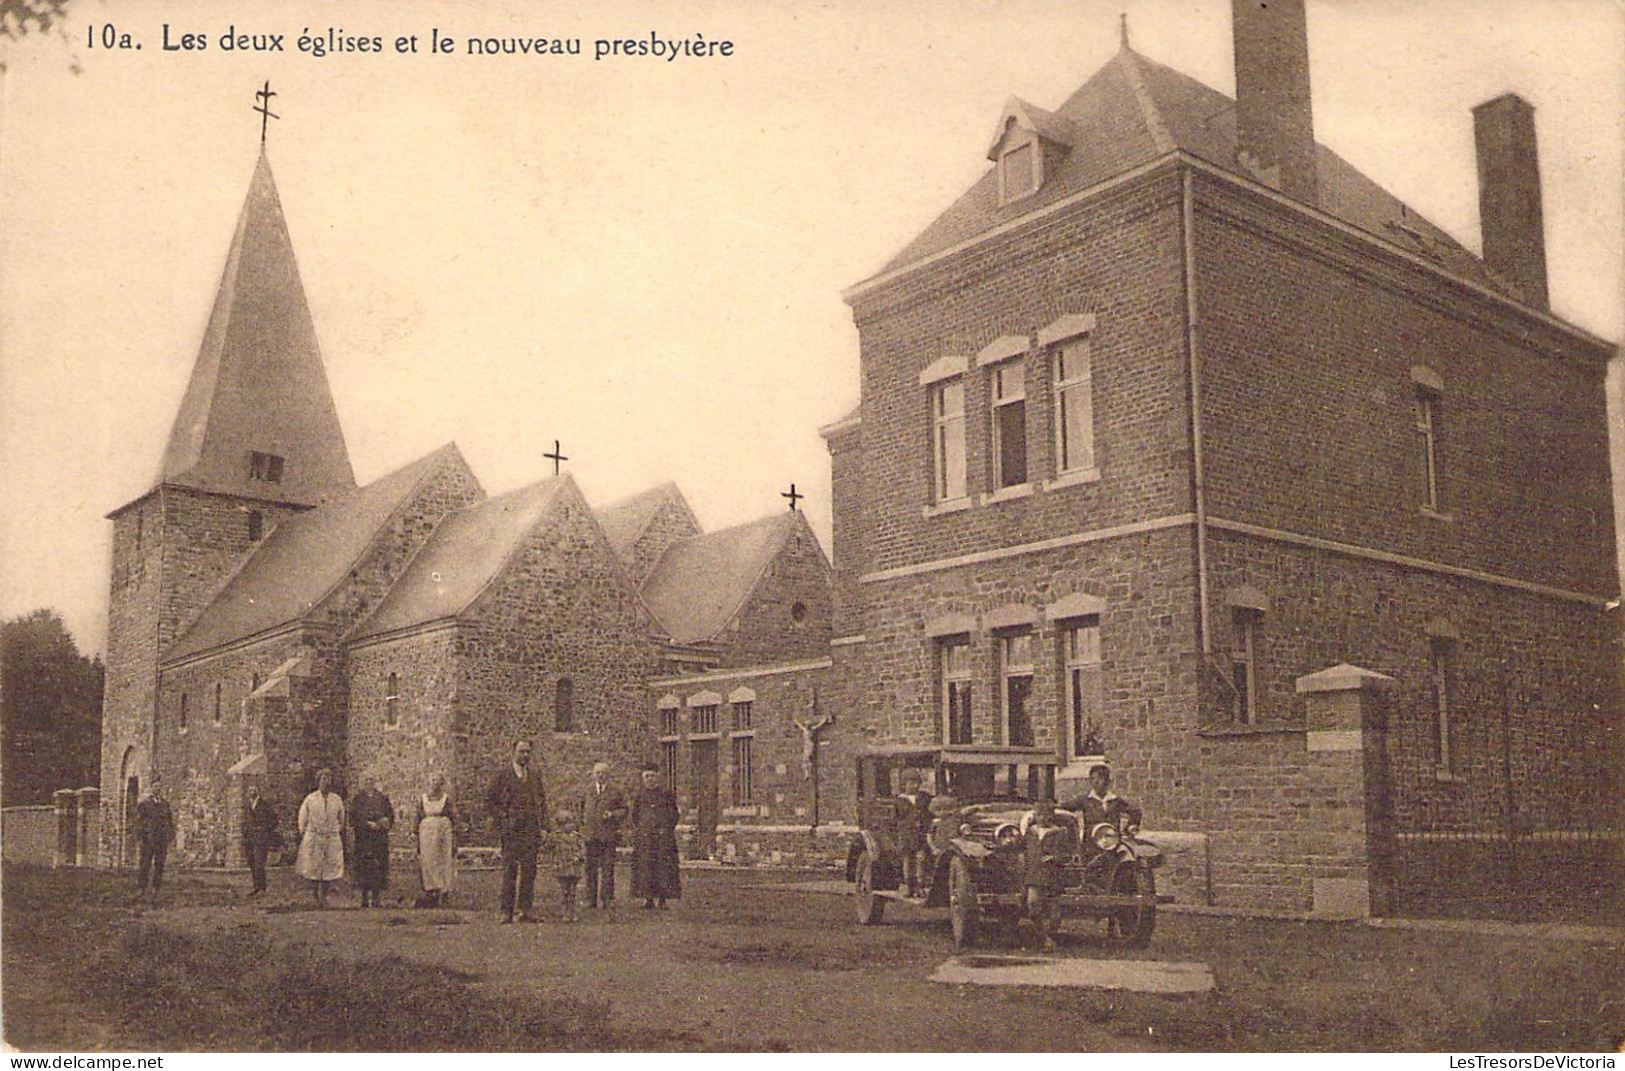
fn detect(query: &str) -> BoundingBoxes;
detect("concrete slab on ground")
[930,954,1216,993]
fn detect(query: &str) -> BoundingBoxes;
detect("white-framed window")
[940,638,973,745]
[1430,638,1456,775]
[1000,631,1035,746]
[1062,620,1102,757]
[1053,338,1094,475]
[385,672,399,728]
[1415,386,1442,511]
[692,703,719,735]
[1231,609,1260,724]
[933,378,967,502]
[992,361,1027,489]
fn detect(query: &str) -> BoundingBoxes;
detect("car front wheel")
[1107,862,1157,948]
[855,850,885,925]
[948,855,978,951]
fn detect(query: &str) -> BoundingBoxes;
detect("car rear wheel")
[948,855,978,951]
[1106,862,1156,948]
[855,850,885,925]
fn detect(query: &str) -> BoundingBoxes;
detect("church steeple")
[158,149,355,506]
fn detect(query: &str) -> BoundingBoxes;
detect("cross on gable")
[782,483,803,511]
[254,80,280,146]
[543,439,568,476]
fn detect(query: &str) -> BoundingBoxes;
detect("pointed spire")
[157,151,355,506]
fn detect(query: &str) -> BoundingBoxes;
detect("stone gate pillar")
[75,787,100,867]
[1296,663,1395,918]
[52,788,78,867]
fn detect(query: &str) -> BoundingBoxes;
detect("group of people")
[231,739,683,919]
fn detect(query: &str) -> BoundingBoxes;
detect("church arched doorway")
[117,745,149,867]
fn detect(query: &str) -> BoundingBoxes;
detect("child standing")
[543,815,586,922]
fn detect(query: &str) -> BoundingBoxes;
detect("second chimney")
[1473,94,1549,309]
[1232,0,1317,205]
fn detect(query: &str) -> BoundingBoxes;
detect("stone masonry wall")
[627,496,702,586]
[452,484,665,846]
[708,519,833,669]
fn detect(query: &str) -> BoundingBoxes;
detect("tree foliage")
[2,608,103,805]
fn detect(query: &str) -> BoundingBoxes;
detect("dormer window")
[987,98,1075,207]
[248,451,285,483]
[1000,140,1038,202]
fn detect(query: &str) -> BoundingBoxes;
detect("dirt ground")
[4,862,1622,1052]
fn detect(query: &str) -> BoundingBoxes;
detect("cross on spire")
[782,483,803,511]
[1119,12,1130,49]
[543,439,569,476]
[254,80,280,146]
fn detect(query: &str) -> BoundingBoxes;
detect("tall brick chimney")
[1231,0,1317,205]
[1473,93,1549,309]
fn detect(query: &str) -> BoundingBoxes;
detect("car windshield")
[943,762,1050,801]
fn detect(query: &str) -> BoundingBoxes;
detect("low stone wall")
[1389,834,1623,918]
[692,822,855,870]
[2,807,55,865]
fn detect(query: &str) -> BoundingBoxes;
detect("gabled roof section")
[639,511,804,645]
[595,482,698,563]
[164,445,468,663]
[158,150,355,507]
[986,97,1079,160]
[348,475,572,642]
[873,44,1507,297]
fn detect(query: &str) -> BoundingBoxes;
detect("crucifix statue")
[781,483,803,511]
[543,439,568,476]
[253,80,279,146]
[792,690,835,828]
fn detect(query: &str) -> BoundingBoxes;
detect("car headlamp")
[994,823,1021,849]
[1090,822,1122,851]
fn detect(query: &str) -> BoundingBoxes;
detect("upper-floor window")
[692,704,719,735]
[992,362,1027,489]
[659,702,680,737]
[933,378,967,502]
[1053,339,1094,475]
[940,638,973,745]
[1000,631,1035,746]
[1430,636,1457,776]
[1415,387,1442,511]
[1062,620,1102,758]
[248,451,285,483]
[553,677,574,732]
[731,700,753,732]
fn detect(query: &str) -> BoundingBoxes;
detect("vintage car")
[844,745,1163,949]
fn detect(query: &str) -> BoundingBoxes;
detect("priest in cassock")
[349,773,395,908]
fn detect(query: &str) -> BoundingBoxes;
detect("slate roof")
[595,482,692,564]
[878,46,1505,296]
[347,476,570,642]
[158,150,356,507]
[164,445,463,663]
[639,511,801,644]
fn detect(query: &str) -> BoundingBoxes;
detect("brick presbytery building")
[802,0,1619,914]
[98,154,832,868]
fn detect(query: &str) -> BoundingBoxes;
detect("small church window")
[247,510,264,542]
[213,682,222,725]
[248,451,285,483]
[385,672,399,728]
[554,677,574,732]
[135,509,144,554]
[1414,386,1442,511]
[1231,609,1260,724]
[992,362,1027,489]
[790,601,808,626]
[1430,638,1456,775]
[178,693,189,734]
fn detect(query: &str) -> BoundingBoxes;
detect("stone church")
[99,153,832,867]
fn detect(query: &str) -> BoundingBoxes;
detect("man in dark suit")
[134,773,176,895]
[243,783,280,898]
[487,739,549,922]
[579,761,627,909]
[1061,762,1143,835]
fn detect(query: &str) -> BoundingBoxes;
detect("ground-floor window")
[661,739,680,795]
[940,638,973,745]
[731,733,754,805]
[1001,631,1034,747]
[1063,620,1102,756]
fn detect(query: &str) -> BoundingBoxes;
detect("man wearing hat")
[1061,762,1142,835]
[578,761,627,909]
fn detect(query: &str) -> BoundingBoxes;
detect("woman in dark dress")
[349,773,395,908]
[630,764,680,909]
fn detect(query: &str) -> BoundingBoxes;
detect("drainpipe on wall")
[1181,168,1212,660]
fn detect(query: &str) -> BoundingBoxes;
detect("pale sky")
[2,0,1621,657]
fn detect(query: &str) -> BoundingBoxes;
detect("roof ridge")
[688,511,797,642]
[1114,47,1175,156]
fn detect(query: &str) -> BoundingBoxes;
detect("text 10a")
[87,24,140,49]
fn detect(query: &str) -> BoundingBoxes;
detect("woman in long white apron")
[415,773,456,907]
[297,768,346,907]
